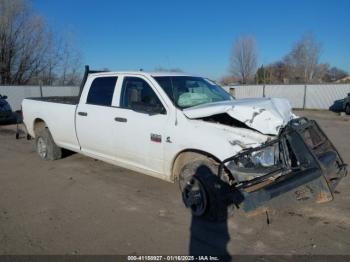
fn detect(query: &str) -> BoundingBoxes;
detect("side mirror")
[2,95,7,99]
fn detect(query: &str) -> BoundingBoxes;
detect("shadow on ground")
[186,164,245,260]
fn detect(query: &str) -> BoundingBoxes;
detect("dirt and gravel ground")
[0,110,349,255]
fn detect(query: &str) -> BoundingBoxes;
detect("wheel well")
[171,149,221,182]
[33,118,47,136]
[346,103,350,111]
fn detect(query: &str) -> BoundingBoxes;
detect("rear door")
[76,75,119,160]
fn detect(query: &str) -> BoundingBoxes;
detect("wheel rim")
[37,137,47,159]
[181,176,207,216]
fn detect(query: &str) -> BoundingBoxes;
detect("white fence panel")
[0,86,41,111]
[231,85,264,98]
[0,85,79,111]
[2,84,350,111]
[306,84,350,109]
[225,84,350,110]
[265,85,305,108]
[42,86,79,97]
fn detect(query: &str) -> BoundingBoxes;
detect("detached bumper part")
[220,117,347,212]
[241,169,332,212]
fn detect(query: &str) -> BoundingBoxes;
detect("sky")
[32,0,350,80]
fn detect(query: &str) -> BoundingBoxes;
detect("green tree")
[255,65,271,84]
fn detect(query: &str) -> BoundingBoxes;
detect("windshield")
[153,76,233,109]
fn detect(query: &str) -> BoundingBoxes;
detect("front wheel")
[181,172,208,217]
[179,160,237,221]
[34,128,62,160]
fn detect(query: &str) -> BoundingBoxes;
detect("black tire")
[179,159,238,222]
[345,104,350,115]
[34,128,62,160]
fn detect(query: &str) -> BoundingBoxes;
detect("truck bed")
[22,97,80,152]
[27,96,79,105]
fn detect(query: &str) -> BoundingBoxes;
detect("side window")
[86,77,117,106]
[120,77,166,114]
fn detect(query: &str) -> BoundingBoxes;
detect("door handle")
[78,112,88,116]
[114,117,127,123]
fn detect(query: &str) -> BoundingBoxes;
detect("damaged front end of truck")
[219,117,348,212]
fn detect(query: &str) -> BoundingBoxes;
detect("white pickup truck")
[22,66,347,220]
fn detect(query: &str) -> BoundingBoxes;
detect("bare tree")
[230,35,257,84]
[284,33,321,83]
[0,0,51,84]
[219,75,240,85]
[0,0,82,85]
[257,33,345,84]
[266,61,290,84]
[57,39,82,85]
[322,66,348,82]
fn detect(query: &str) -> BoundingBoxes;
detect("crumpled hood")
[183,98,295,135]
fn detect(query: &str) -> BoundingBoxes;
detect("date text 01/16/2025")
[127,255,220,261]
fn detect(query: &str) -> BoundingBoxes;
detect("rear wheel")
[345,104,350,115]
[34,128,62,160]
[179,159,237,221]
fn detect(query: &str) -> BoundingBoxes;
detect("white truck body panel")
[22,71,294,182]
[22,100,80,151]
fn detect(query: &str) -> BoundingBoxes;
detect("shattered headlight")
[250,144,279,167]
[226,142,282,182]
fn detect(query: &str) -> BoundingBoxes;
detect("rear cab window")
[86,77,118,106]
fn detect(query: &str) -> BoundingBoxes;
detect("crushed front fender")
[219,117,347,212]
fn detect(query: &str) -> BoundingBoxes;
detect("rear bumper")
[220,117,347,212]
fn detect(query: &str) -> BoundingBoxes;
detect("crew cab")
[22,67,347,220]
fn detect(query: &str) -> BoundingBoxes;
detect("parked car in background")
[343,93,350,115]
[0,94,15,123]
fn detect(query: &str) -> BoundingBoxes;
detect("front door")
[113,76,169,175]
